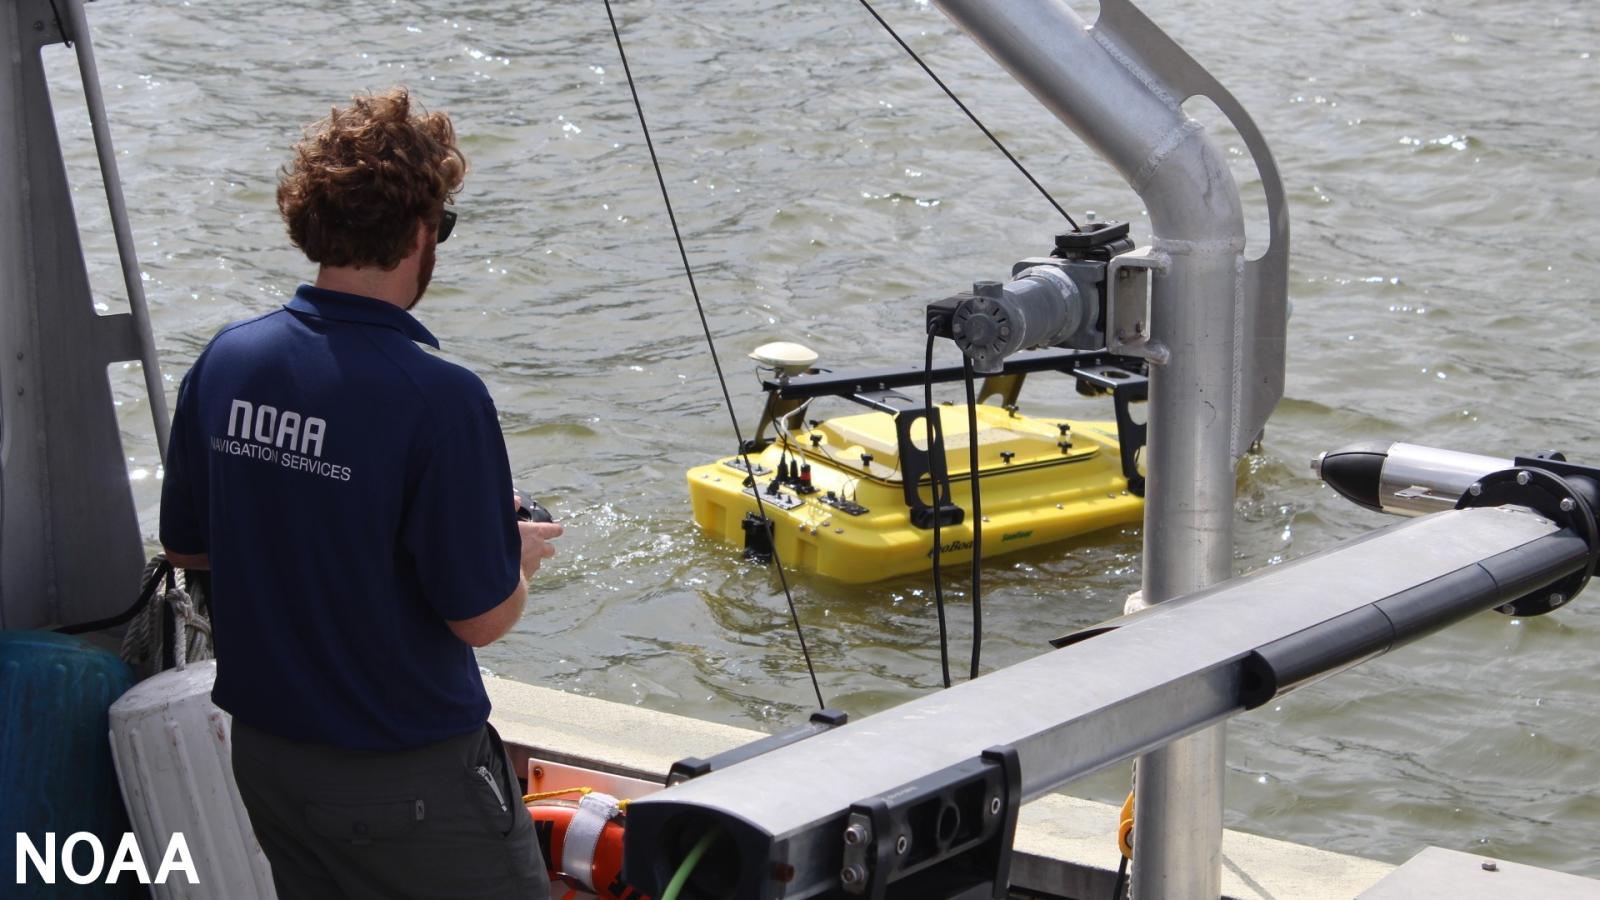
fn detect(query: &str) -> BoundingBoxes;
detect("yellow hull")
[687,404,1143,583]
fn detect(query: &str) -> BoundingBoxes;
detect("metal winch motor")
[933,220,1135,373]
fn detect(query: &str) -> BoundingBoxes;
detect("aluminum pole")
[61,0,170,460]
[926,2,1268,896]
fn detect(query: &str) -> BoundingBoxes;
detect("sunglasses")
[437,208,457,244]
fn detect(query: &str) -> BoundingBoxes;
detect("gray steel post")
[928,2,1289,897]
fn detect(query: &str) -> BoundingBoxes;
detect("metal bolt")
[1560,498,1577,512]
[895,835,908,855]
[1469,482,1483,496]
[843,823,867,846]
[840,865,865,885]
[989,797,1002,815]
[531,766,544,779]
[1549,592,1564,606]
[1497,603,1517,615]
[1481,861,1498,872]
[1516,470,1531,486]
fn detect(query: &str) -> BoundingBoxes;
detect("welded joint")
[1149,235,1245,258]
[1089,22,1179,110]
[1130,118,1206,196]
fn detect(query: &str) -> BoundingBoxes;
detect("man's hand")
[519,521,562,579]
[447,500,564,648]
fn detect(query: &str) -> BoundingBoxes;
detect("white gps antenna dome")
[748,341,819,378]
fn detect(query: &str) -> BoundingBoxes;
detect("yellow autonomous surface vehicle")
[687,343,1148,583]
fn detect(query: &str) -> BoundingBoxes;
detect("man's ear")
[412,217,431,254]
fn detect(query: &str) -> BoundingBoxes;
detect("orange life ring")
[528,797,650,900]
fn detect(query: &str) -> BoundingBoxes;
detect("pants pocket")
[304,796,422,845]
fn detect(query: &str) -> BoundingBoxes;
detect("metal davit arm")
[923,2,1290,897]
[622,500,1596,899]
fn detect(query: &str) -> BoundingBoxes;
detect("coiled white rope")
[122,556,213,672]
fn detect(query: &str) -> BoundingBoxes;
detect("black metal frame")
[747,349,1150,517]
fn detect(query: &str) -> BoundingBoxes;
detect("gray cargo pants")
[231,720,549,900]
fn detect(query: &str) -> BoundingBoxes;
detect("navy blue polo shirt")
[160,285,521,751]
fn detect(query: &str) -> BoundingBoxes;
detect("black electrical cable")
[962,359,982,680]
[854,0,1078,230]
[55,556,171,635]
[603,0,825,710]
[860,0,1071,684]
[924,332,953,690]
[1110,854,1129,900]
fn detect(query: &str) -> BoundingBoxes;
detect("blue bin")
[0,630,140,897]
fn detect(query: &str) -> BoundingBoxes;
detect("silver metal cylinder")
[1314,440,1514,517]
[930,2,1248,896]
[1133,247,1240,900]
[1378,443,1511,516]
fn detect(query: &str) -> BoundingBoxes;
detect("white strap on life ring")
[562,791,622,893]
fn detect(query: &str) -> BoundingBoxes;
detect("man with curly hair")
[159,88,556,899]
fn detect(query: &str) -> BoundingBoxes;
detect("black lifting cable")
[602,0,826,710]
[860,0,1089,683]
[854,0,1079,231]
[924,334,954,690]
[920,347,984,685]
[1110,854,1130,900]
